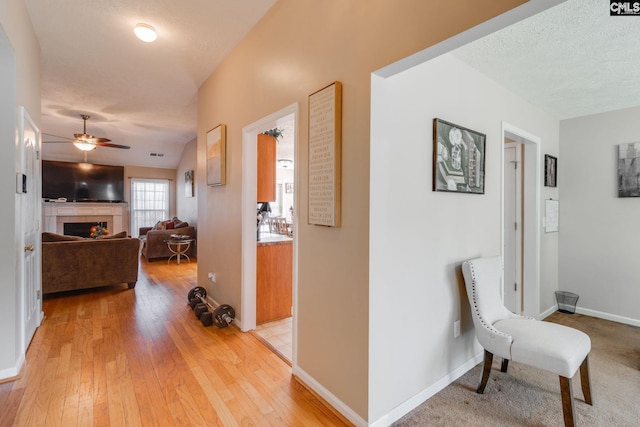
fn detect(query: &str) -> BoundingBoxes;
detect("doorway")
[241,104,298,364]
[501,123,541,318]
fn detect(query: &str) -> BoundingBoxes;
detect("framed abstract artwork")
[618,142,640,197]
[206,124,226,186]
[544,154,557,187]
[433,118,486,194]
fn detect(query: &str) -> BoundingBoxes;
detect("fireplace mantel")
[42,202,128,235]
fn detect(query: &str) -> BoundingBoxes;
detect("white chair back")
[462,256,514,358]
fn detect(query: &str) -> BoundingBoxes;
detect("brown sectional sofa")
[139,218,196,261]
[42,232,142,294]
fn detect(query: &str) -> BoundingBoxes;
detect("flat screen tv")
[42,160,125,203]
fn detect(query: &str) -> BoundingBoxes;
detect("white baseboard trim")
[0,354,24,381]
[292,365,368,427]
[575,307,640,327]
[369,352,484,427]
[538,304,558,320]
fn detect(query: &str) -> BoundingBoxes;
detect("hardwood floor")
[0,259,350,427]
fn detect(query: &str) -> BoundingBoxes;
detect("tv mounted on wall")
[42,160,125,203]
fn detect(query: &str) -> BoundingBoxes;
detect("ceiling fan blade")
[42,132,73,141]
[95,141,130,149]
[94,137,112,143]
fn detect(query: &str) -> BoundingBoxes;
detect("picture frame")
[544,154,557,187]
[285,182,294,194]
[433,118,486,194]
[618,142,640,197]
[308,81,342,226]
[206,124,226,186]
[184,170,194,197]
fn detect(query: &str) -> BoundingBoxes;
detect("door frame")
[240,103,298,357]
[503,141,523,313]
[501,122,541,318]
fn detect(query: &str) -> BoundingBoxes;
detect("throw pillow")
[165,221,175,229]
[42,232,85,242]
[97,231,128,239]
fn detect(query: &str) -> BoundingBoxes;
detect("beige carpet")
[393,313,640,426]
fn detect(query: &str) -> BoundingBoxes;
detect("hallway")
[0,259,348,426]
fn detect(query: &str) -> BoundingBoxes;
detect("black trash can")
[555,291,579,314]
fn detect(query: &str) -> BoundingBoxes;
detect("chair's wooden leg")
[477,350,493,394]
[501,358,509,373]
[559,375,575,427]
[579,355,593,405]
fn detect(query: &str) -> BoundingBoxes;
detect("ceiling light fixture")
[73,140,97,151]
[278,159,293,168]
[134,23,157,42]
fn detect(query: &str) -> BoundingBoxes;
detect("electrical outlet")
[454,320,461,338]
[208,272,216,283]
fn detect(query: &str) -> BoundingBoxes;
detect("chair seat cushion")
[493,318,591,378]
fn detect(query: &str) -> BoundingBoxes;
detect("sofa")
[42,232,142,294]
[139,217,196,261]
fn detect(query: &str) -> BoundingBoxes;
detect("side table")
[164,238,195,265]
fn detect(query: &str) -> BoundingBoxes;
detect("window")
[130,179,169,236]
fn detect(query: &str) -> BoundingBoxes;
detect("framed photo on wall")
[206,124,226,186]
[618,142,640,197]
[544,154,557,187]
[433,118,486,194]
[185,170,194,197]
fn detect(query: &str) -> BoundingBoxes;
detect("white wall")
[176,137,198,227]
[559,107,640,325]
[0,0,41,379]
[369,53,559,422]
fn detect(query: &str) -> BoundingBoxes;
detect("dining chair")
[461,256,592,427]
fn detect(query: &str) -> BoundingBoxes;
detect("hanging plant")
[262,128,284,141]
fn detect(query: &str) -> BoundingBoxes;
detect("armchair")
[462,256,592,427]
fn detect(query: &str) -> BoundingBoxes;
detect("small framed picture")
[544,154,557,187]
[185,170,194,197]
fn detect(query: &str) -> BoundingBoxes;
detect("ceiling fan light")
[134,23,157,42]
[73,140,97,151]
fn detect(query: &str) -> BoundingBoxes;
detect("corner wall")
[370,53,559,421]
[176,137,198,227]
[196,0,528,422]
[559,107,640,325]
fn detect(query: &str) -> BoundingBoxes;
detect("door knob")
[24,245,34,252]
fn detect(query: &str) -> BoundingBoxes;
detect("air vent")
[149,152,165,157]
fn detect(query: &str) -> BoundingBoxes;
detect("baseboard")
[0,353,24,383]
[538,304,558,320]
[369,352,484,427]
[575,307,640,327]
[292,365,368,427]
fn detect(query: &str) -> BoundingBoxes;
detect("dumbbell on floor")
[187,286,235,328]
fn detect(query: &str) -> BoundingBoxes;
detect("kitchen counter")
[257,233,293,245]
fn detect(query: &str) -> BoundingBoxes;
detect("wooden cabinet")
[256,241,292,324]
[257,133,276,202]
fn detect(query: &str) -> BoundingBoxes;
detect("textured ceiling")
[453,0,640,120]
[25,0,276,168]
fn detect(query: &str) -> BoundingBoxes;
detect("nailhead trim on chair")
[467,260,511,340]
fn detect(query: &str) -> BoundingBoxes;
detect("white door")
[503,143,522,314]
[19,107,42,350]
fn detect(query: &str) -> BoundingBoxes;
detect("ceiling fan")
[43,114,130,151]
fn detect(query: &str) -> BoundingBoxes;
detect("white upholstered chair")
[461,256,592,427]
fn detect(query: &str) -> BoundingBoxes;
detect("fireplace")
[63,221,107,238]
[42,202,127,236]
